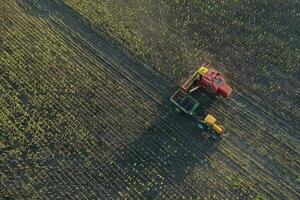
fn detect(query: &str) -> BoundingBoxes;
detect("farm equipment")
[198,114,225,140]
[170,60,232,140]
[180,60,232,98]
[170,89,199,115]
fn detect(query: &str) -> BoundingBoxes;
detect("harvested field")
[1,0,299,199]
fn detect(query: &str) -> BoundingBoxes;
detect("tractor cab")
[198,114,225,140]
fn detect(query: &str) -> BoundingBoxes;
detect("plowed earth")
[1,0,299,199]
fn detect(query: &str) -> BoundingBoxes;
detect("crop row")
[63,0,300,124]
[1,1,225,198]
[1,0,299,199]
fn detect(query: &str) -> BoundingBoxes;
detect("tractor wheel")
[211,131,219,140]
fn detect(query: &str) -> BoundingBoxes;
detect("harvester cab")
[198,114,226,140]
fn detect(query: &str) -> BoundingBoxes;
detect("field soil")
[1,0,299,199]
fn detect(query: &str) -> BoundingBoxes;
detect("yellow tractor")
[198,114,226,140]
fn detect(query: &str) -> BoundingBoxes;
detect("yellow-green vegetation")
[64,0,299,112]
[64,0,299,75]
[1,0,299,199]
[1,1,158,198]
[63,0,205,75]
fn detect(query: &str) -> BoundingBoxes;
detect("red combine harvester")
[170,60,233,140]
[180,60,232,97]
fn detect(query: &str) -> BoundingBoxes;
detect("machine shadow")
[101,93,219,199]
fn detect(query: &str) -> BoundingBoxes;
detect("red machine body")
[180,60,233,98]
[198,69,232,98]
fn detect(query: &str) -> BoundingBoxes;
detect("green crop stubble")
[194,0,299,74]
[66,0,299,87]
[0,2,105,197]
[2,0,299,199]
[63,0,300,114]
[63,0,207,75]
[61,0,300,198]
[2,2,161,196]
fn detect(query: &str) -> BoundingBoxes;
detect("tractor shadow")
[101,92,220,199]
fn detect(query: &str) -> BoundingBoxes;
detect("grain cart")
[170,60,232,140]
[170,89,199,115]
